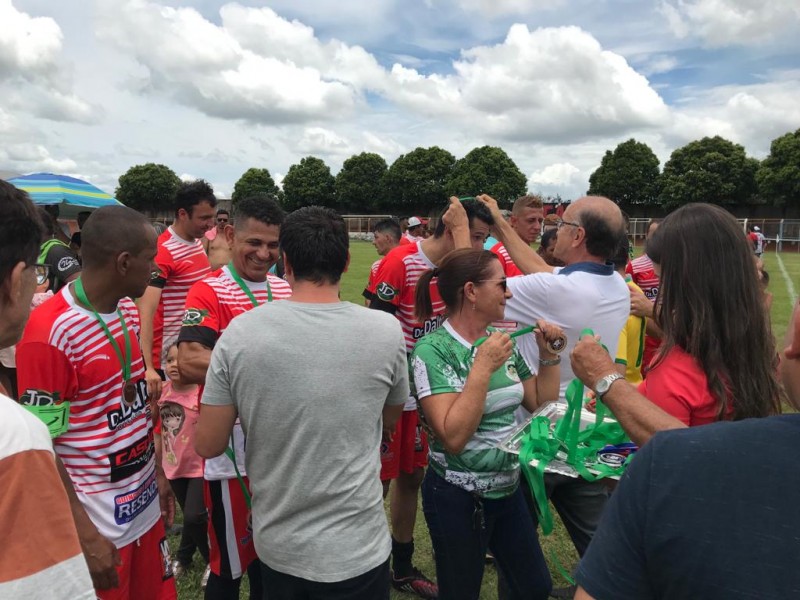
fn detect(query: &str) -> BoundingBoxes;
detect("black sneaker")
[391,567,439,599]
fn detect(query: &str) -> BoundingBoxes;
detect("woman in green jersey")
[410,248,563,600]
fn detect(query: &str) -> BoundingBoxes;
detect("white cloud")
[386,25,671,144]
[95,1,377,124]
[660,0,800,46]
[452,0,564,17]
[0,0,98,123]
[1,143,77,173]
[295,127,351,156]
[0,0,62,77]
[529,162,581,187]
[667,73,800,155]
[639,55,679,76]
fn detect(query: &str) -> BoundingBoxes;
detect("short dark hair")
[610,233,630,270]
[432,199,494,238]
[373,218,401,242]
[81,206,154,269]
[77,211,91,228]
[0,182,43,296]
[216,208,230,217]
[577,207,625,261]
[174,179,217,217]
[234,196,284,229]
[539,228,558,250]
[416,249,498,320]
[37,207,58,236]
[280,206,348,284]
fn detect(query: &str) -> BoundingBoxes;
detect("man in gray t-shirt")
[196,206,408,599]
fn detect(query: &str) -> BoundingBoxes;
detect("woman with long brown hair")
[641,203,782,425]
[410,248,564,600]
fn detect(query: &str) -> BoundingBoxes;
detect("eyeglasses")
[555,218,581,230]
[34,264,50,286]
[217,218,229,223]
[479,278,508,292]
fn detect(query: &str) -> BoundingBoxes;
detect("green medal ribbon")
[473,325,567,356]
[517,328,634,580]
[227,262,272,307]
[74,278,132,385]
[223,262,275,509]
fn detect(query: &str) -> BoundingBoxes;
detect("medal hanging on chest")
[123,380,137,406]
[74,278,136,406]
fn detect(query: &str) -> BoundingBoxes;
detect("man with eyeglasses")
[469,194,629,599]
[203,209,233,270]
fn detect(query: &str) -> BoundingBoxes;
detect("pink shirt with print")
[158,381,204,479]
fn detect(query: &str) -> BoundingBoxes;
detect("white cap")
[753,226,760,231]
[407,216,422,227]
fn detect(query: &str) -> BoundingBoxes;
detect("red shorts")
[380,410,428,481]
[205,477,257,580]
[97,520,177,600]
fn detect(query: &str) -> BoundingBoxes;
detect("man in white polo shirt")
[474,194,629,598]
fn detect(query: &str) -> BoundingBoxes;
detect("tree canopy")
[282,156,336,212]
[588,139,660,205]
[232,168,279,205]
[756,129,800,208]
[659,136,758,210]
[115,163,180,213]
[445,146,527,205]
[335,152,388,213]
[383,146,455,214]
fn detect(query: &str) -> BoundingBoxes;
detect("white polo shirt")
[504,261,629,409]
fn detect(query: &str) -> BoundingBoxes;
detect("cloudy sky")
[1,0,799,201]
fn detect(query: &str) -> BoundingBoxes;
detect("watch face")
[596,374,621,396]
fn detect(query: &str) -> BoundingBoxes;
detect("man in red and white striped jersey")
[17,206,177,599]
[626,219,661,374]
[363,218,401,306]
[177,196,291,600]
[138,180,216,402]
[364,198,492,598]
[486,194,545,277]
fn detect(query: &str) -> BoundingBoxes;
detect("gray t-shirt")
[203,299,408,583]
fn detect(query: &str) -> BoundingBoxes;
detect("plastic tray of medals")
[497,401,623,479]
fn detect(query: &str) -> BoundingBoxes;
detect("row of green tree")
[588,129,800,210]
[115,128,800,215]
[115,146,528,215]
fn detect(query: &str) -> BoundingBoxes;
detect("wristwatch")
[594,372,625,399]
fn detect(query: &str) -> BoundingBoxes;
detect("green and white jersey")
[410,321,533,499]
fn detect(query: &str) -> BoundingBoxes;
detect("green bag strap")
[38,238,69,264]
[223,435,251,509]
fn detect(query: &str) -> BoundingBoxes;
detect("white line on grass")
[776,253,797,305]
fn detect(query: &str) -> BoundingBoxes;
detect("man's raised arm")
[476,194,553,274]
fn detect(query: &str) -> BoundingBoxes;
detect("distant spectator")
[37,207,81,292]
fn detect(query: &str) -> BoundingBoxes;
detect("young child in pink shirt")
[156,344,209,580]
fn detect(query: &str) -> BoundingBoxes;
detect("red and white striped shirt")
[149,227,211,369]
[368,242,445,354]
[17,288,159,547]
[178,266,292,480]
[488,241,523,278]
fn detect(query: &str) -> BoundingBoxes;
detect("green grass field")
[174,241,799,599]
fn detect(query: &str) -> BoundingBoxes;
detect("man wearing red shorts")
[178,196,291,600]
[17,206,176,600]
[366,198,493,598]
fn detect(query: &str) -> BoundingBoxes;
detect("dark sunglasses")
[479,278,508,292]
